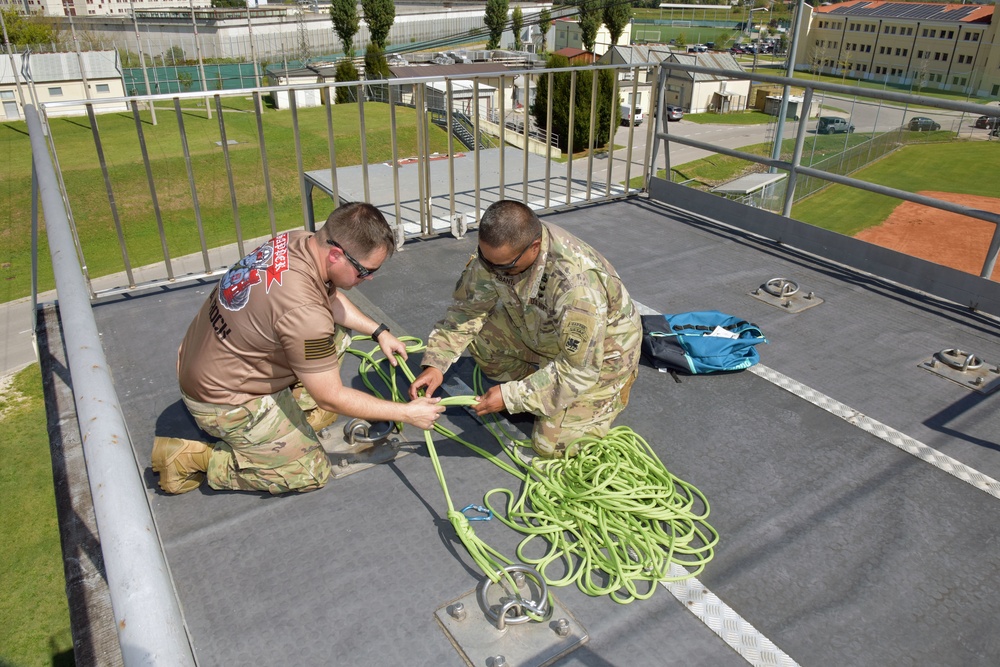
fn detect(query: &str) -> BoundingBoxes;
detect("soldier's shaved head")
[479,200,542,250]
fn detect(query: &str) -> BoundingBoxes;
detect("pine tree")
[484,0,509,51]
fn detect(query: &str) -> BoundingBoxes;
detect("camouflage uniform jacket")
[422,223,641,416]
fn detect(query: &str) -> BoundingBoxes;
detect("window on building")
[917,50,924,58]
[972,33,979,41]
[946,31,953,39]
[48,87,63,96]
[96,83,110,93]
[922,28,928,37]
[902,49,908,56]
[891,26,897,35]
[866,45,871,52]
[895,48,901,56]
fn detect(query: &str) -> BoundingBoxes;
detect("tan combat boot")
[307,408,338,434]
[152,437,214,494]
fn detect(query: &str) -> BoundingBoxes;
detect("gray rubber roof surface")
[79,191,1000,666]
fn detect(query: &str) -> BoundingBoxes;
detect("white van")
[620,105,643,126]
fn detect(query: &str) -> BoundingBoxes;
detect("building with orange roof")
[793,1,999,96]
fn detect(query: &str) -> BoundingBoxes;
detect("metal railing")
[652,61,1000,279]
[25,103,197,666]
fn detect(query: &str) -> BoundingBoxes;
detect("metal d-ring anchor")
[764,277,799,298]
[935,348,983,373]
[343,418,397,446]
[478,564,552,631]
[460,504,493,521]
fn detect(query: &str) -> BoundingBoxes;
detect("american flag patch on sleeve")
[304,335,337,360]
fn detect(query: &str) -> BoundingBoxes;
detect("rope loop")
[348,338,717,605]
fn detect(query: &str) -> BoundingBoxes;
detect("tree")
[335,59,360,104]
[531,54,616,153]
[0,8,58,47]
[210,0,246,7]
[602,0,632,48]
[364,43,390,80]
[329,0,359,58]
[361,0,395,50]
[484,0,508,51]
[538,7,552,54]
[165,45,186,66]
[578,0,602,54]
[511,6,524,51]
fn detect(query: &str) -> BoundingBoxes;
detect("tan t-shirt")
[178,231,341,405]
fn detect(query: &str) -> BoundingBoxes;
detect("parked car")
[620,105,643,126]
[816,116,855,134]
[908,116,941,131]
[665,105,684,122]
[974,115,999,129]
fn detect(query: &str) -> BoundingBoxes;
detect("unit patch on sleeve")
[561,311,596,366]
[304,334,338,360]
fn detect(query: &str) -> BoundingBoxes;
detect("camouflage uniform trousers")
[468,316,640,459]
[180,325,352,494]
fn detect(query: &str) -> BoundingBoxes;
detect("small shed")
[712,172,788,210]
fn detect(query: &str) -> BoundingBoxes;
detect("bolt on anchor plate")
[919,348,1000,394]
[321,418,414,478]
[750,277,823,312]
[435,566,588,667]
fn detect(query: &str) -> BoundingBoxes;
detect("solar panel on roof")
[828,2,979,21]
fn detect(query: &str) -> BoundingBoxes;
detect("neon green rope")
[346,336,718,604]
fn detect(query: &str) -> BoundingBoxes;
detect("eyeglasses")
[477,233,541,274]
[327,239,378,279]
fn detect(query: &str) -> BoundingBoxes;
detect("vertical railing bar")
[498,73,506,202]
[130,99,173,281]
[446,78,456,230]
[624,73,639,189]
[782,86,813,218]
[473,78,482,223]
[422,83,433,234]
[174,97,211,272]
[521,72,529,205]
[388,83,404,247]
[585,69,598,201]
[87,103,135,288]
[641,71,658,191]
[214,94,244,258]
[252,90,277,237]
[653,70,669,184]
[43,108,93,298]
[323,86,340,212]
[289,91,312,231]
[30,162,39,323]
[605,69,619,198]
[414,83,428,235]
[544,71,553,208]
[357,82,371,203]
[565,70,577,206]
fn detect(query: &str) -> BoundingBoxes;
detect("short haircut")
[316,202,396,258]
[479,200,542,249]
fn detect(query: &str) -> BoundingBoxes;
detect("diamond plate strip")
[749,364,1000,499]
[661,564,800,667]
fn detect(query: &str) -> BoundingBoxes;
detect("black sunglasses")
[477,233,541,274]
[327,239,378,278]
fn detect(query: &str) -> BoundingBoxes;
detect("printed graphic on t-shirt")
[218,234,290,311]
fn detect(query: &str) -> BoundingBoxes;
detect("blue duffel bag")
[641,311,767,375]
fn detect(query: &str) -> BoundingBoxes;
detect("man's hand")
[409,367,444,400]
[377,331,408,367]
[404,396,446,430]
[473,385,506,417]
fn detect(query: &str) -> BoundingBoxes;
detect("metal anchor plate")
[435,589,587,667]
[750,277,823,313]
[319,419,418,479]
[919,349,1000,395]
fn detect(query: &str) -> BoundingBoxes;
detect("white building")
[0,50,126,120]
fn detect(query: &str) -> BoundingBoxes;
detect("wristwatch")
[371,323,390,342]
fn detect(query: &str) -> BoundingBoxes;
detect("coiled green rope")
[347,336,718,604]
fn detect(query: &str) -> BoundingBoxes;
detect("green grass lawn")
[791,141,998,236]
[0,364,74,667]
[0,100,451,304]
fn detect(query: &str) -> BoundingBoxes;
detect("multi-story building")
[0,0,214,18]
[796,0,999,97]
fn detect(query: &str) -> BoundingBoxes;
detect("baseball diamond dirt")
[854,191,1000,281]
